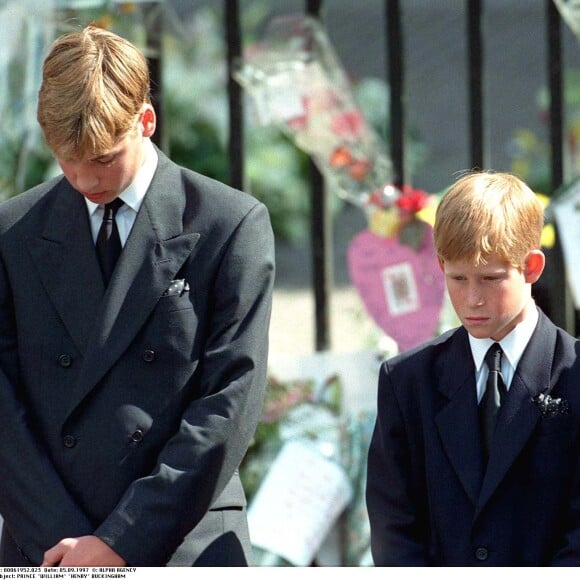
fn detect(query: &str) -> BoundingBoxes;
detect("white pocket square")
[162,279,190,297]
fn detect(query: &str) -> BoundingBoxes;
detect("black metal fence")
[196,0,575,348]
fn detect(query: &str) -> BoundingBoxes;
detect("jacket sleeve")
[366,362,428,565]
[95,202,275,565]
[0,259,94,565]
[550,424,580,565]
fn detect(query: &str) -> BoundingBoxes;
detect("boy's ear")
[140,104,156,138]
[523,250,545,283]
[437,257,445,272]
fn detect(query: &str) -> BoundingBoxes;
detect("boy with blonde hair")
[38,25,150,161]
[0,25,274,567]
[366,171,580,565]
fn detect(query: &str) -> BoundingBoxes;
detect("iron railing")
[150,0,573,347]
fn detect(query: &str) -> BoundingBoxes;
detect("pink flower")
[331,109,365,139]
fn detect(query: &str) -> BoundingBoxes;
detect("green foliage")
[510,69,580,194]
[245,129,312,242]
[0,140,52,199]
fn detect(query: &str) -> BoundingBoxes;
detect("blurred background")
[2,0,580,566]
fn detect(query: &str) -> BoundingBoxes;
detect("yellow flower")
[369,207,400,238]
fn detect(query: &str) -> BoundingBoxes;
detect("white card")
[248,439,353,566]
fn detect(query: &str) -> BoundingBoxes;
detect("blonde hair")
[37,25,150,160]
[433,171,544,268]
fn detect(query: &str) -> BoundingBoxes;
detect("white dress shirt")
[85,138,158,246]
[469,305,539,403]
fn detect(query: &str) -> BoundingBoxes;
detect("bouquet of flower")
[234,14,396,209]
[241,373,341,502]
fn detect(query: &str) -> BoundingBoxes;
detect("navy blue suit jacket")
[367,309,580,565]
[0,150,275,566]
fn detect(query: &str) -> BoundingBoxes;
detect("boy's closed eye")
[94,154,117,166]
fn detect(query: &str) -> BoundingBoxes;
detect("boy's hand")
[42,536,126,567]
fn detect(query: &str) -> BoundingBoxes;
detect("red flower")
[348,159,370,180]
[395,185,430,214]
[330,146,353,167]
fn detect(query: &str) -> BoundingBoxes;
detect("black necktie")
[479,343,507,460]
[96,198,124,286]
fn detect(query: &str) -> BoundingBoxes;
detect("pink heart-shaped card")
[347,223,445,353]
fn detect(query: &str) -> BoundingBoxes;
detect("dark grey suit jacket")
[367,309,580,565]
[0,150,275,566]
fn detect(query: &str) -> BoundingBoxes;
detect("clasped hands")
[42,535,126,567]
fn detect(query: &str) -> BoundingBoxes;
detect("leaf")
[398,219,427,252]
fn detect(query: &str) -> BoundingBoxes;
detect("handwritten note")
[248,439,353,566]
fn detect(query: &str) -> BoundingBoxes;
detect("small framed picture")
[381,262,420,316]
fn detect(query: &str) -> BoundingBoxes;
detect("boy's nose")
[467,284,484,306]
[74,168,99,192]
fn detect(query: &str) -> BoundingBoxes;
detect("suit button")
[130,429,144,445]
[475,547,489,561]
[57,354,72,367]
[143,350,156,362]
[63,435,77,448]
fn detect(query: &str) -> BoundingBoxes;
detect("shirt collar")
[469,303,539,372]
[85,138,158,216]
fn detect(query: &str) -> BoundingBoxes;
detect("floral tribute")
[240,373,341,502]
[234,14,396,209]
[347,200,445,352]
[367,183,434,250]
[240,372,375,565]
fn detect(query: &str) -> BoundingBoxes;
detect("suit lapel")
[27,181,105,353]
[65,156,200,419]
[435,329,486,505]
[476,311,553,513]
